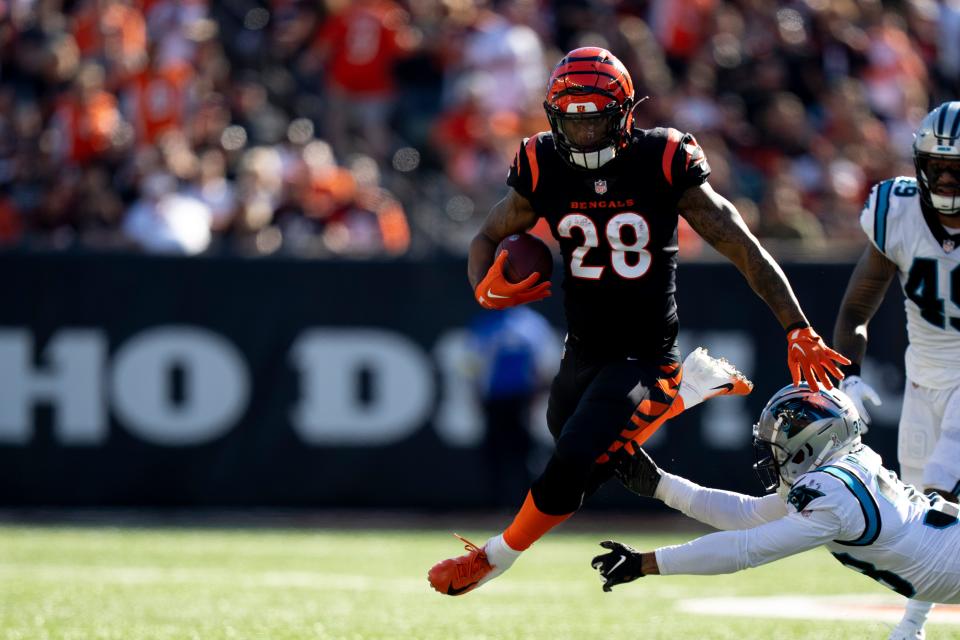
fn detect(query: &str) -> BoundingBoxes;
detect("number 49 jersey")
[860,177,960,389]
[507,127,710,358]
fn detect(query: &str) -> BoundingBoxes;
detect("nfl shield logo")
[594,179,607,194]
[944,239,956,252]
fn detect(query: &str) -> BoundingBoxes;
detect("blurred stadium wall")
[0,253,906,509]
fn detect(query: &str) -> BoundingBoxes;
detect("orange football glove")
[475,251,552,310]
[786,326,851,392]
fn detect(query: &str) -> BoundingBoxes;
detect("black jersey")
[506,127,710,358]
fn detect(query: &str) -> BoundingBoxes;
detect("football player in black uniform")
[428,47,850,596]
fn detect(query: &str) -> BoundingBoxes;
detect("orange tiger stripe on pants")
[595,362,682,464]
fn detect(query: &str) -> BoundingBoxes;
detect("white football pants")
[898,379,960,495]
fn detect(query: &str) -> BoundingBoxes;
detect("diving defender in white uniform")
[591,385,960,638]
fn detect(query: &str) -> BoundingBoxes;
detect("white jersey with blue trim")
[652,446,960,603]
[860,177,960,389]
[795,446,960,603]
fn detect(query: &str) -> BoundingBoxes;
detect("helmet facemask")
[752,436,786,494]
[913,101,960,216]
[915,153,960,216]
[544,95,633,170]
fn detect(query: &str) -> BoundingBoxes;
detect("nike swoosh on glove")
[839,375,881,425]
[475,250,551,310]
[786,326,851,392]
[591,540,644,592]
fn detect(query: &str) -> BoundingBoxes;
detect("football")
[496,233,554,284]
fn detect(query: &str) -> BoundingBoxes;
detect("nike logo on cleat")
[711,383,735,392]
[446,580,479,596]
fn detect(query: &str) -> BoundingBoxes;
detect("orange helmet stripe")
[547,48,634,104]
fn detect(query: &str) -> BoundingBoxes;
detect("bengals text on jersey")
[507,126,710,358]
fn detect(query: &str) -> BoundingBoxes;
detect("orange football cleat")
[427,534,494,596]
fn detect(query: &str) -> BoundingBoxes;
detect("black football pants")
[530,338,680,515]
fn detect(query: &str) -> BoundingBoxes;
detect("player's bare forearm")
[737,246,807,330]
[468,189,539,289]
[468,234,498,290]
[832,244,897,367]
[679,183,806,329]
[641,552,660,575]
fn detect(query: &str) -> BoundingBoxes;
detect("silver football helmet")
[914,101,960,216]
[753,384,863,493]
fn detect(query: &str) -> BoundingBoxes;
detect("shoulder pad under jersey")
[645,127,711,192]
[859,176,919,261]
[506,132,553,199]
[808,463,882,546]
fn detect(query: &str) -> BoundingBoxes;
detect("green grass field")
[1,523,957,640]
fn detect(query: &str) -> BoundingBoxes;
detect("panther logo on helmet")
[913,101,960,216]
[543,47,636,170]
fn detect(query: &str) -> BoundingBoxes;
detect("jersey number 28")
[557,212,652,280]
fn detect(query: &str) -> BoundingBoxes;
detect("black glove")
[591,540,645,592]
[614,447,662,497]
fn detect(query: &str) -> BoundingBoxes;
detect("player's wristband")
[784,321,810,333]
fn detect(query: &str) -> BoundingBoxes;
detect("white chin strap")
[930,192,960,215]
[569,145,616,169]
[811,440,840,470]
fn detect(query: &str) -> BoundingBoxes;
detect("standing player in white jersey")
[591,385,960,630]
[832,100,960,639]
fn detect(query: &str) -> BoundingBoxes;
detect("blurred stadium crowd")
[0,0,958,258]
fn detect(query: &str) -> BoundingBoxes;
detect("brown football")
[496,233,554,284]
